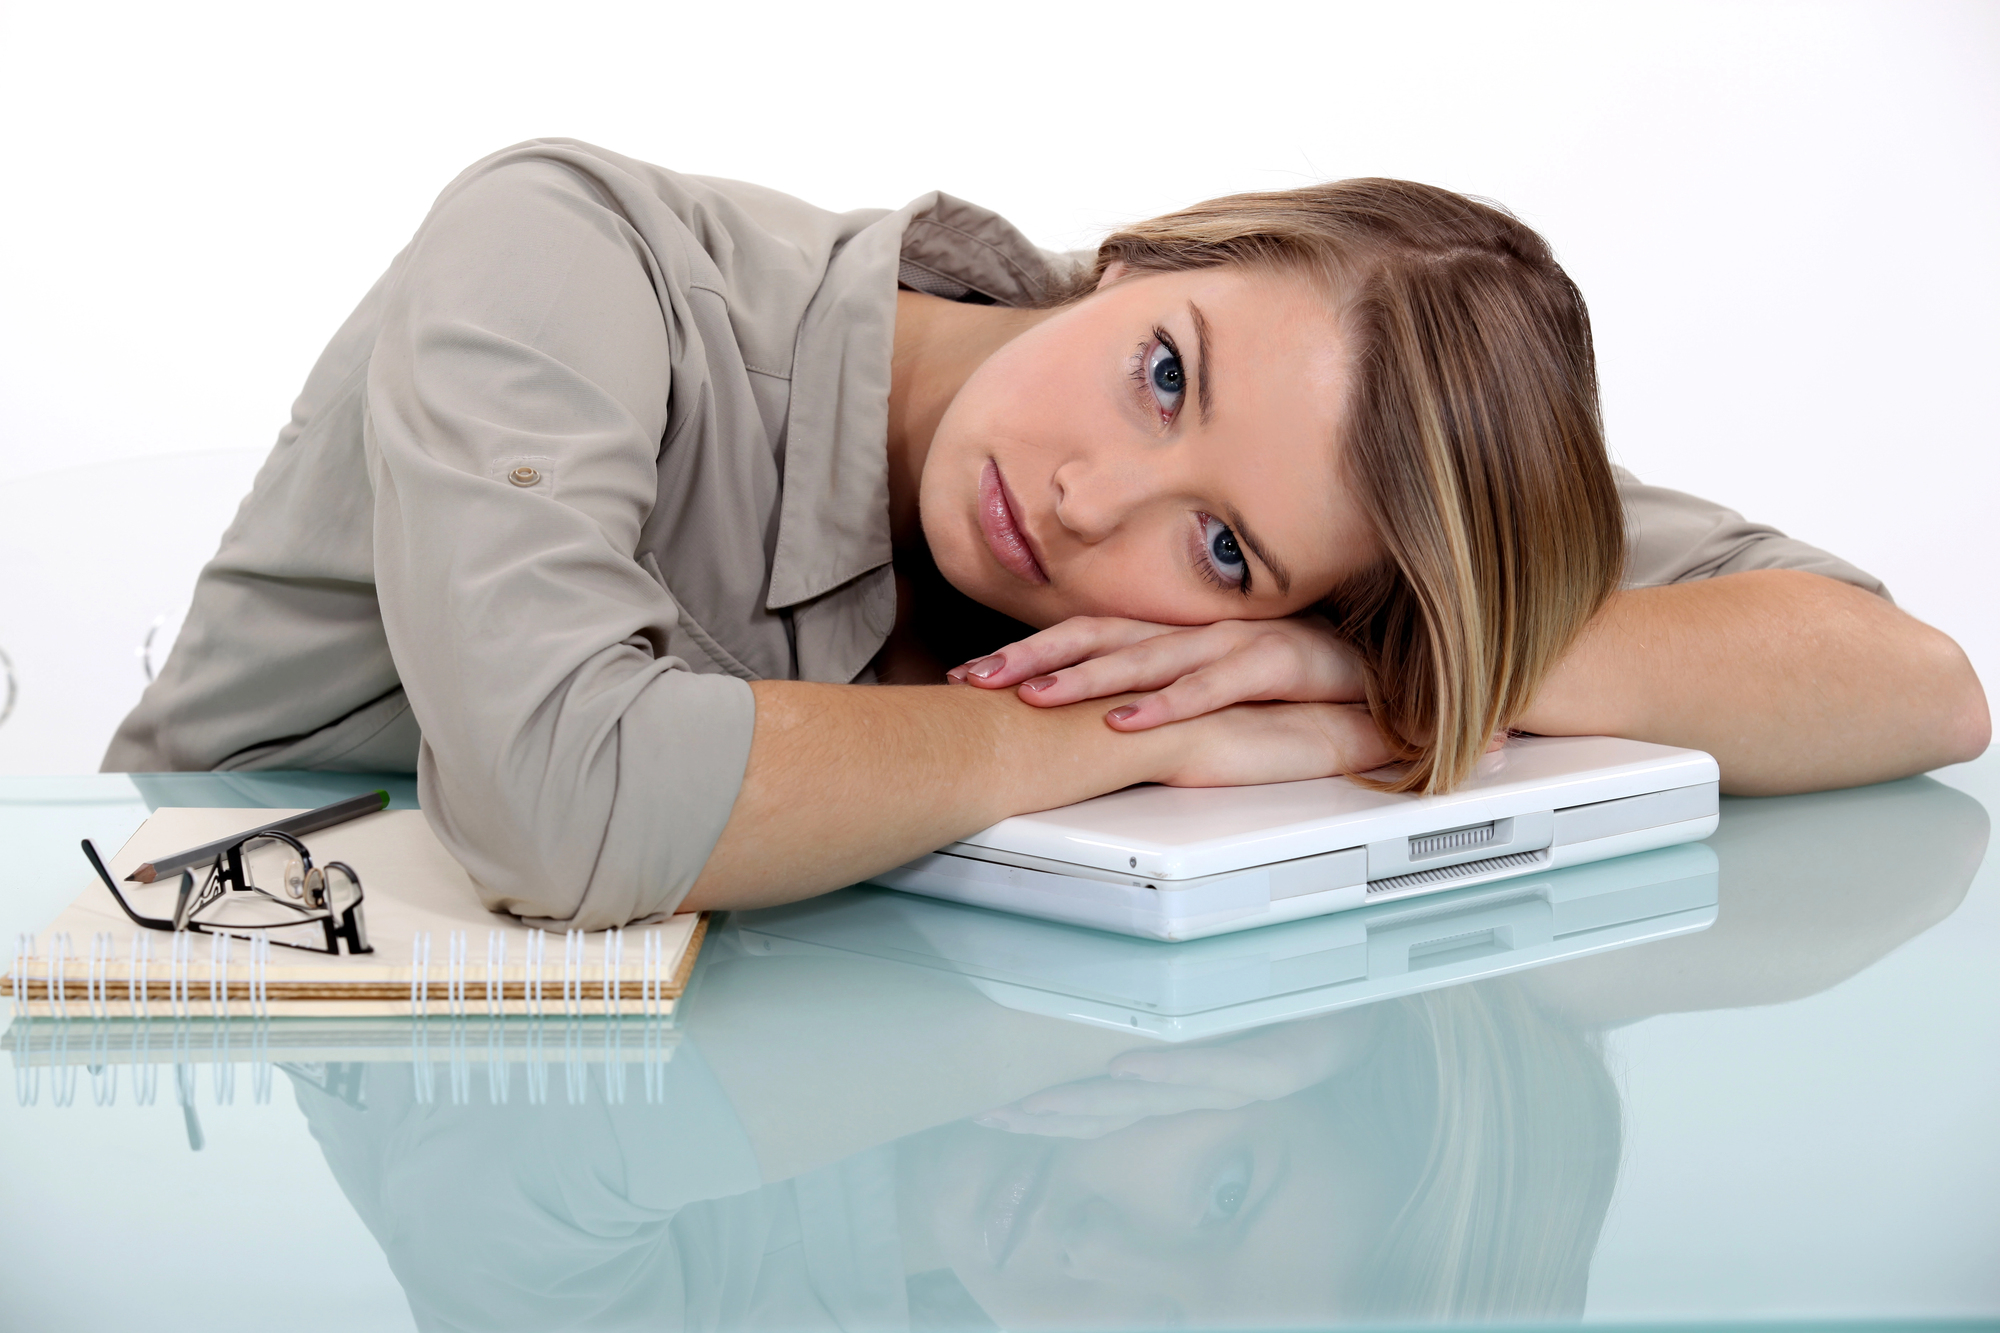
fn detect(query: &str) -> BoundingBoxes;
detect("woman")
[103,139,1987,928]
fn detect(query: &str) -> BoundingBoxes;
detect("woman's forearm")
[1516,569,1990,795]
[685,680,1391,910]
[683,681,1171,911]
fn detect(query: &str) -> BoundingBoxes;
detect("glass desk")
[2,759,1995,1332]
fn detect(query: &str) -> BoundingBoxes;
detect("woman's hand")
[1150,699,1395,787]
[947,614,1368,731]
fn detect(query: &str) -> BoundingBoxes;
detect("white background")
[0,8,1995,1317]
[0,0,1995,771]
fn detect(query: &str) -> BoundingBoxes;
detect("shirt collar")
[765,192,1071,612]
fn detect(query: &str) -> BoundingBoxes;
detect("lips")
[978,459,1049,585]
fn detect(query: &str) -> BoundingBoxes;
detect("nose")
[1051,450,1162,545]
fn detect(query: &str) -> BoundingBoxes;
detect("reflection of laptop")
[874,735,1718,941]
[739,843,1719,1041]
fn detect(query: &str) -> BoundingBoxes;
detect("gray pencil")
[125,790,390,883]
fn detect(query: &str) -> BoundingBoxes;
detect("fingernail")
[1022,674,1058,692]
[1106,706,1139,724]
[964,655,1005,680]
[945,667,968,684]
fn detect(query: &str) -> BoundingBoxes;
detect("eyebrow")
[1189,301,1215,427]
[1225,503,1293,597]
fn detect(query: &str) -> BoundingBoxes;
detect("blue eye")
[1146,339,1185,414]
[1201,1154,1253,1224]
[1200,514,1246,587]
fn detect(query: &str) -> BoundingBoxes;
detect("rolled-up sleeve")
[1617,466,1891,601]
[366,148,755,928]
[291,1047,767,1331]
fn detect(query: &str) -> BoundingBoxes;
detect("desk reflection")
[283,777,1983,1330]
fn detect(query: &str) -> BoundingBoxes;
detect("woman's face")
[920,1090,1395,1328]
[919,265,1380,629]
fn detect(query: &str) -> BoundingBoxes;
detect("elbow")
[1919,625,1990,769]
[426,768,687,932]
[1941,667,1991,767]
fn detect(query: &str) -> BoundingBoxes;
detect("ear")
[1095,259,1132,290]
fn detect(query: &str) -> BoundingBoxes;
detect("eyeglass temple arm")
[325,861,373,954]
[82,839,183,933]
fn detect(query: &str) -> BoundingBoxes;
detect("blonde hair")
[1352,982,1624,1319]
[1073,181,1624,792]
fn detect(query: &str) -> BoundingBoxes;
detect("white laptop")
[872,734,1718,941]
[741,842,1719,1041]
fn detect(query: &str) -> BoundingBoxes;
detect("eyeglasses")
[83,831,373,956]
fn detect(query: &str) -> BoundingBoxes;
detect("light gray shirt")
[101,138,1885,928]
[293,1048,921,1333]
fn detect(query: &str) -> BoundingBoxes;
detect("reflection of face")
[921,1092,1395,1328]
[918,266,1380,630]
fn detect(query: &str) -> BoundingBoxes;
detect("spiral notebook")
[4,807,706,1019]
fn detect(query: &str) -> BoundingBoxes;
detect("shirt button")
[509,466,541,487]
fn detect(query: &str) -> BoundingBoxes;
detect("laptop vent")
[1368,848,1550,895]
[1409,821,1496,858]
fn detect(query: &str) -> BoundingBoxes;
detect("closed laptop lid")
[947,734,1718,882]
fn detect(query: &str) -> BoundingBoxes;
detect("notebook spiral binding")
[8,924,691,1118]
[11,925,682,1020]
